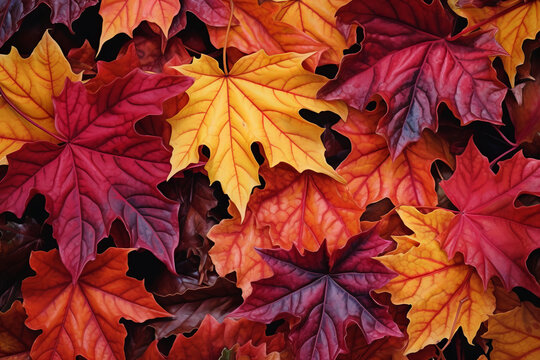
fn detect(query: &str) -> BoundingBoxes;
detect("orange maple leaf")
[207,0,328,69]
[22,248,169,360]
[483,302,540,359]
[334,102,454,210]
[208,205,274,299]
[249,163,363,255]
[99,0,180,49]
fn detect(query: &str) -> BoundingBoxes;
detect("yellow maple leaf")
[168,50,347,218]
[483,302,540,359]
[271,0,357,65]
[99,0,180,49]
[0,31,80,164]
[376,207,496,354]
[450,0,540,87]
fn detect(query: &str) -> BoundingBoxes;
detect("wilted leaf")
[0,301,38,358]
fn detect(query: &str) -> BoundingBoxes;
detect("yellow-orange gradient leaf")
[272,0,357,65]
[168,51,347,218]
[207,0,327,69]
[208,206,274,299]
[376,207,496,354]
[483,302,540,359]
[0,31,80,163]
[450,0,540,86]
[99,0,180,49]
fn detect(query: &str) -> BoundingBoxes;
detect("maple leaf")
[439,139,540,295]
[0,70,193,278]
[319,0,506,157]
[334,102,454,210]
[0,301,38,358]
[21,248,169,360]
[265,0,357,65]
[165,315,286,360]
[0,31,80,163]
[168,50,347,218]
[98,0,180,49]
[150,277,243,338]
[483,302,540,359]
[208,205,274,298]
[0,0,98,47]
[377,206,496,354]
[249,163,363,255]
[450,0,540,86]
[387,208,496,351]
[231,228,401,360]
[206,0,328,69]
[168,0,234,36]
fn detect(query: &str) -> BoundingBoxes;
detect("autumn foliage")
[0,0,538,359]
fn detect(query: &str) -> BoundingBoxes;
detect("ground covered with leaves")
[0,0,539,359]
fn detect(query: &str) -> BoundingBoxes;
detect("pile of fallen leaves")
[0,0,539,359]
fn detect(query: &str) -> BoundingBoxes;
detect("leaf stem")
[489,145,519,168]
[439,296,469,355]
[447,0,526,41]
[493,126,517,147]
[0,86,66,143]
[223,0,235,75]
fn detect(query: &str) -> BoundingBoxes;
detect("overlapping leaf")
[208,206,274,298]
[231,228,401,359]
[334,102,454,209]
[483,302,540,359]
[450,0,540,86]
[207,0,327,69]
[439,139,540,295]
[377,207,496,354]
[249,163,363,255]
[319,0,506,157]
[0,70,193,278]
[168,50,347,218]
[0,0,98,47]
[0,301,38,358]
[269,0,357,65]
[99,0,180,48]
[0,31,80,164]
[22,248,169,360]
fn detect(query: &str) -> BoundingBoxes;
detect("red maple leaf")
[440,139,540,295]
[0,70,193,278]
[231,227,402,360]
[319,0,506,157]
